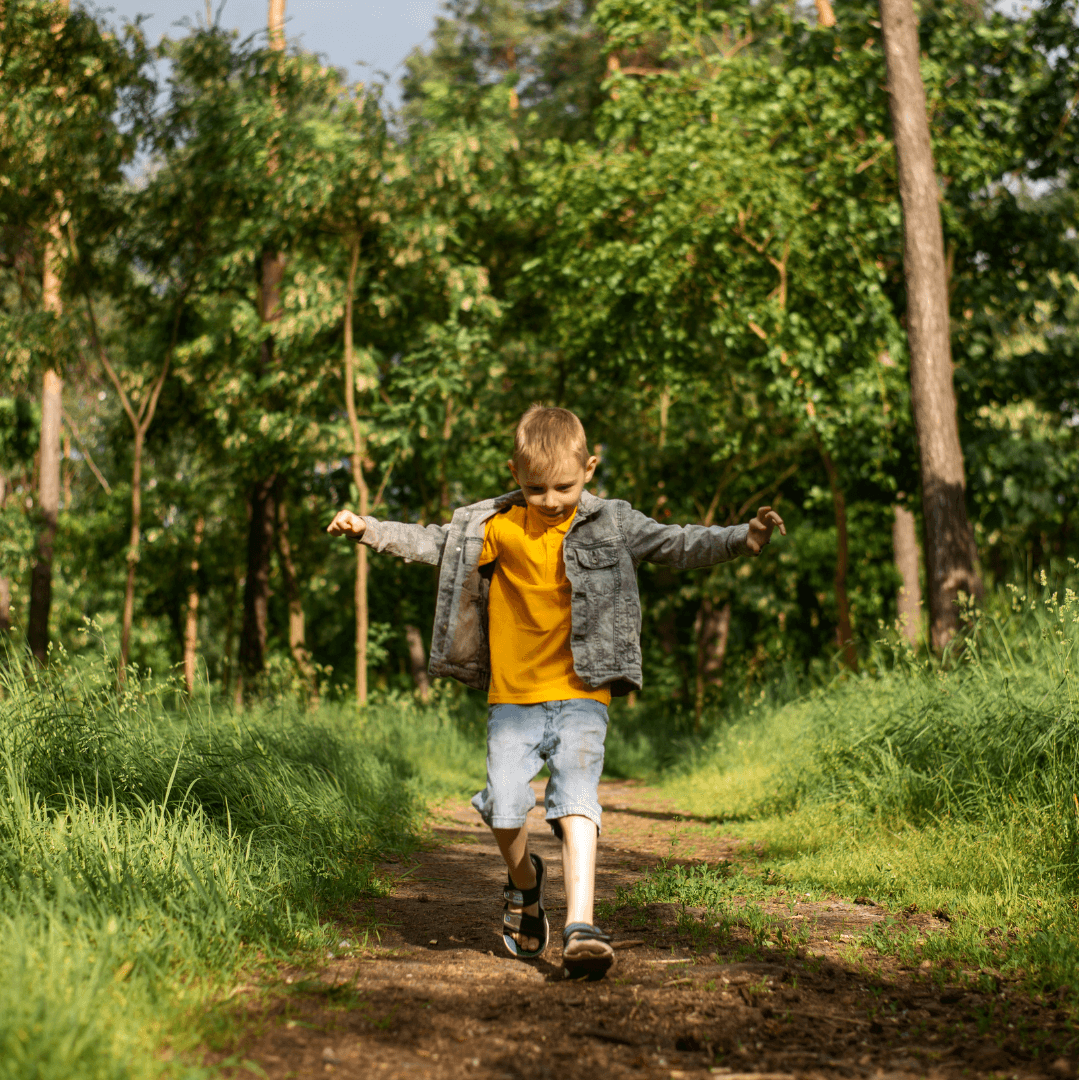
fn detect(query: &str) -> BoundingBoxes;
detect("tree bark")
[404,624,430,703]
[183,514,204,695]
[0,474,10,633]
[119,426,144,671]
[819,444,858,670]
[238,474,277,691]
[267,0,285,49]
[878,0,982,650]
[275,490,316,690]
[342,237,369,704]
[892,504,922,645]
[693,598,731,730]
[28,368,62,666]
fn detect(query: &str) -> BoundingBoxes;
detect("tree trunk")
[119,427,143,672]
[892,504,922,645]
[693,598,731,730]
[878,0,983,650]
[183,515,204,695]
[235,0,290,698]
[819,445,858,670]
[268,0,285,49]
[62,430,71,507]
[404,624,430,703]
[0,474,10,633]
[28,368,62,666]
[275,490,316,689]
[222,567,239,699]
[238,475,277,691]
[342,237,368,704]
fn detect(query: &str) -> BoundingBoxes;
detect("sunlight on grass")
[660,579,1079,991]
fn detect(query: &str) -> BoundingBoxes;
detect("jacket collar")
[474,488,603,519]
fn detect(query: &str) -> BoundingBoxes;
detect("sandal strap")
[503,911,547,937]
[503,881,542,906]
[563,922,611,944]
[503,853,545,908]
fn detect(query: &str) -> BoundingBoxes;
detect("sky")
[85,0,445,107]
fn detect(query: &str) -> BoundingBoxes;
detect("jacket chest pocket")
[576,543,620,594]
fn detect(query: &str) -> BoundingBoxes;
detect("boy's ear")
[584,455,599,483]
[507,459,518,485]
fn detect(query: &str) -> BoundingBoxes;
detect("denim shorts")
[471,698,608,834]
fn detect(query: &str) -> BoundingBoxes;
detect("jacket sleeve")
[620,503,752,569]
[357,517,450,566]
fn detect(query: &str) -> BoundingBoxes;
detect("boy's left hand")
[746,505,786,555]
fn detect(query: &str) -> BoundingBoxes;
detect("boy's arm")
[620,504,784,568]
[326,510,449,566]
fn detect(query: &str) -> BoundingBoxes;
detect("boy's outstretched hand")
[326,510,367,539]
[746,505,786,555]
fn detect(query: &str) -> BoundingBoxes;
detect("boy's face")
[509,452,599,525]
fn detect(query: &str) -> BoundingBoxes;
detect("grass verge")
[0,654,481,1080]
[645,579,1078,994]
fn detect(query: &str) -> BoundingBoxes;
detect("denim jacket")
[358,490,751,697]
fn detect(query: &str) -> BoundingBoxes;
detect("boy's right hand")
[326,510,367,539]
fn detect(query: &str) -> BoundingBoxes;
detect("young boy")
[327,406,784,980]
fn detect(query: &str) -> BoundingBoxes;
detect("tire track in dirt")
[205,781,1077,1079]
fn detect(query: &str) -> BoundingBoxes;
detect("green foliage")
[653,576,1078,989]
[0,644,481,1079]
[0,0,1074,707]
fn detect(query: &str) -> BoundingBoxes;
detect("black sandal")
[562,922,614,980]
[502,853,549,959]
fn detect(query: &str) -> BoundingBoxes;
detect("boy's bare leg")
[559,814,597,925]
[492,825,540,952]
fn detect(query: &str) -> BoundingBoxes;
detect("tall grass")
[0,651,477,1080]
[660,578,1078,988]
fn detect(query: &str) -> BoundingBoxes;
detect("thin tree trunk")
[404,625,430,703]
[28,368,62,665]
[275,490,316,690]
[693,598,731,730]
[238,475,277,691]
[62,430,71,507]
[222,567,239,699]
[236,0,289,697]
[84,299,178,677]
[819,444,858,670]
[268,0,285,49]
[878,0,982,650]
[0,475,10,633]
[119,427,143,670]
[342,237,368,703]
[892,504,922,645]
[439,395,454,522]
[183,514,204,695]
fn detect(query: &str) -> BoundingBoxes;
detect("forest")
[2,0,1075,701]
[0,0,1077,1077]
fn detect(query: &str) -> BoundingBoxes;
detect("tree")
[878,0,983,649]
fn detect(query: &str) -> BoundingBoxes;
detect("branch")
[82,292,138,430]
[728,461,800,525]
[61,409,112,495]
[137,292,186,435]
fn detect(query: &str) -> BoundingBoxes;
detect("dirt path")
[210,782,1076,1080]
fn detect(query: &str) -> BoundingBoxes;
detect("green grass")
[0,652,483,1080]
[646,577,1078,992]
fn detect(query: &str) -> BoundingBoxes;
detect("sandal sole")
[563,945,614,981]
[502,916,551,959]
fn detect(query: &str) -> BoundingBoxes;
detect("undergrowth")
[0,653,478,1080]
[649,577,1078,993]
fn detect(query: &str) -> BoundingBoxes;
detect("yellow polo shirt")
[479,504,611,706]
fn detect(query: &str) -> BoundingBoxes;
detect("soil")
[204,781,1077,1080]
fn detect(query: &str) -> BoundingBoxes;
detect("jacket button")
[456,546,461,552]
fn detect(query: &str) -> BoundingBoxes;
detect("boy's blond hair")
[512,405,590,477]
